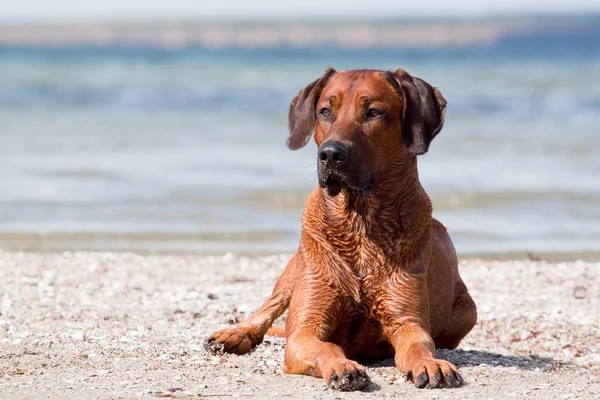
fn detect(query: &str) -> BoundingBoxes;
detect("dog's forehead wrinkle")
[321,71,396,113]
[358,85,398,106]
[327,70,369,94]
[358,96,372,106]
[328,94,340,108]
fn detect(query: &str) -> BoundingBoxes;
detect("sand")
[0,251,599,399]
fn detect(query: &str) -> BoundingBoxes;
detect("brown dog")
[205,68,477,391]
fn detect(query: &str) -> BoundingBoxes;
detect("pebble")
[0,252,598,399]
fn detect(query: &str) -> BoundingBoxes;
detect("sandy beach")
[0,251,598,399]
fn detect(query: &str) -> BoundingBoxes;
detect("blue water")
[1,30,599,257]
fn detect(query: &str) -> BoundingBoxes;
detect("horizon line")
[1,10,600,26]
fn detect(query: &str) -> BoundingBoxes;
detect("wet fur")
[206,68,477,391]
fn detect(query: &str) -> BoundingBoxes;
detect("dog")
[205,68,477,391]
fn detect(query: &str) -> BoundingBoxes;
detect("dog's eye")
[319,108,331,118]
[366,108,382,119]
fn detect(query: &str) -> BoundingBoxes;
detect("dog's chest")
[323,206,407,306]
[334,231,389,281]
[339,247,389,311]
[328,206,402,260]
[336,265,389,354]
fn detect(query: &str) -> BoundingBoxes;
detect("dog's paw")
[204,328,258,355]
[324,359,370,391]
[407,358,464,389]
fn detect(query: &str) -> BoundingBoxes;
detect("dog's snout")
[318,141,348,166]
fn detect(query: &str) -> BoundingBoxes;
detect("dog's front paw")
[324,359,370,391]
[204,327,259,355]
[408,358,464,389]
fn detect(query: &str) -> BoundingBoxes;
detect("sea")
[1,20,599,259]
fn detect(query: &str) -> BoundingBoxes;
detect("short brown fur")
[206,68,477,391]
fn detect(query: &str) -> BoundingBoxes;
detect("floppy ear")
[387,69,447,155]
[287,67,336,150]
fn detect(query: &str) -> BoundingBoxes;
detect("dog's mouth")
[322,176,345,197]
[319,172,375,197]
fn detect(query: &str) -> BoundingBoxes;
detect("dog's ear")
[287,67,336,150]
[387,69,447,155]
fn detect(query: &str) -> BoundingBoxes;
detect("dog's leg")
[283,274,370,391]
[389,323,464,389]
[285,330,370,391]
[433,280,477,350]
[382,270,465,389]
[204,253,300,355]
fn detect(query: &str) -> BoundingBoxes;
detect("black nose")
[318,141,348,167]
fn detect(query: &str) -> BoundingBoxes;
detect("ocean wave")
[0,84,291,110]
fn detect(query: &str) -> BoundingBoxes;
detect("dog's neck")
[316,157,433,259]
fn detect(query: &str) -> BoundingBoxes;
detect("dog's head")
[287,68,446,196]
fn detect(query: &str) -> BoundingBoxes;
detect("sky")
[2,0,600,21]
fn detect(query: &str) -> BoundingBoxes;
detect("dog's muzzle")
[318,141,349,196]
[317,140,375,197]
